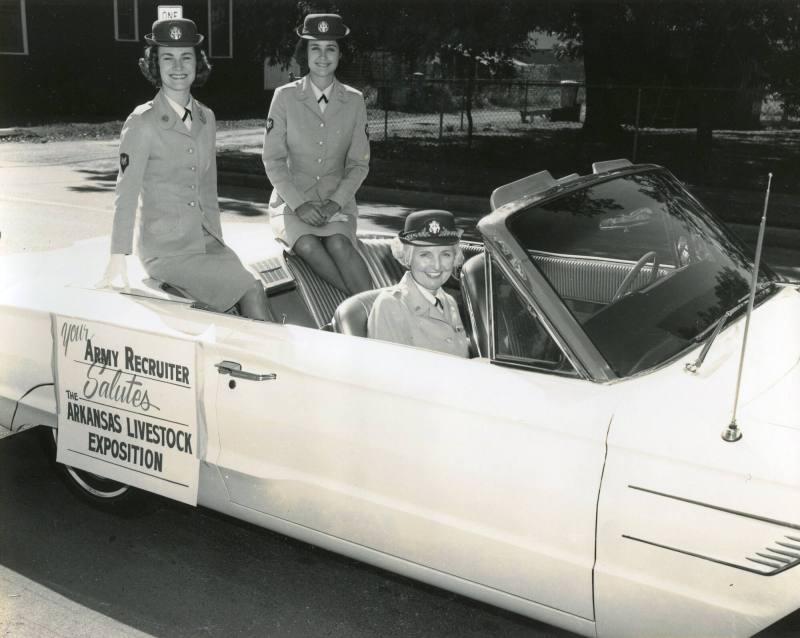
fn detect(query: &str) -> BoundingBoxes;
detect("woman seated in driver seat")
[367,210,469,357]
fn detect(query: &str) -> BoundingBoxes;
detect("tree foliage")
[237,0,800,136]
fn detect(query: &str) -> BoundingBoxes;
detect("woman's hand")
[295,201,325,226]
[320,199,341,219]
[96,254,130,291]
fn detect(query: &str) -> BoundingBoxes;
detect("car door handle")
[215,360,277,381]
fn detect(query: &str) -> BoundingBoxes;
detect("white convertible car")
[1,160,798,637]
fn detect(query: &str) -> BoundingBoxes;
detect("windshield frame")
[479,165,780,381]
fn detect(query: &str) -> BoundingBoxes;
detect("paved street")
[0,137,424,256]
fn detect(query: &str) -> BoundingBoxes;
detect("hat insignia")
[318,20,329,33]
[169,26,182,40]
[427,220,442,235]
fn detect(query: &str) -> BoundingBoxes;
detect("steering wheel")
[612,251,659,302]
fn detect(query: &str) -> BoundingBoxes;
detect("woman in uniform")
[368,210,470,358]
[262,13,373,295]
[98,17,271,321]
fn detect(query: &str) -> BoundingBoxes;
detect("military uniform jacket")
[368,272,470,358]
[262,76,370,217]
[111,90,223,260]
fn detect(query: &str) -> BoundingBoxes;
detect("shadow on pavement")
[0,429,574,638]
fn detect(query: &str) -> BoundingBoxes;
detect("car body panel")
[207,322,613,619]
[595,286,800,636]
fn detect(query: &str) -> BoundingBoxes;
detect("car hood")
[734,286,800,431]
[742,355,800,431]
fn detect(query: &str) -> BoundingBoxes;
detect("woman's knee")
[324,234,354,259]
[293,234,321,259]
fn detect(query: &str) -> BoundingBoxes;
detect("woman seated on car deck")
[98,16,272,321]
[261,13,373,296]
[367,210,470,358]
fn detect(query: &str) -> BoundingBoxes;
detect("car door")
[207,293,613,621]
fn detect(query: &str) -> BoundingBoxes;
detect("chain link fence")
[349,78,798,149]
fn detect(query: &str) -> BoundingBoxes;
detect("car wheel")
[38,426,142,511]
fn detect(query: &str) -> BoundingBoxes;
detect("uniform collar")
[310,82,333,102]
[298,75,348,103]
[397,272,446,318]
[164,94,193,118]
[410,276,442,308]
[154,90,205,134]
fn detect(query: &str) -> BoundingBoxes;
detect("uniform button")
[318,141,324,145]
[317,158,323,163]
[315,176,320,180]
[319,122,324,127]
[190,166,197,171]
[446,337,453,343]
[188,201,196,207]
[187,148,194,154]
[190,184,196,190]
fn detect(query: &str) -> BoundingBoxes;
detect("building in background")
[0,0,272,123]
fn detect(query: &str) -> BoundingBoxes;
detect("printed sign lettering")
[54,316,199,504]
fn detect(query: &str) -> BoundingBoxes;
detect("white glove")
[96,253,130,291]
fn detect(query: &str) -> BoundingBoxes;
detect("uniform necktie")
[434,297,443,310]
[317,94,328,113]
[182,108,192,122]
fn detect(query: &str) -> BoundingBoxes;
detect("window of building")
[0,0,28,55]
[114,0,138,42]
[208,0,232,58]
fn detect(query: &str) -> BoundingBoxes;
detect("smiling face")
[158,46,196,100]
[307,39,339,88]
[409,244,457,292]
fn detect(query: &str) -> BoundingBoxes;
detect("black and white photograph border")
[1,1,800,637]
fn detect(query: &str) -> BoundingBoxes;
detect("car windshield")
[506,169,778,377]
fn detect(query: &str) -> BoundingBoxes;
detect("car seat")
[459,253,489,357]
[331,289,384,337]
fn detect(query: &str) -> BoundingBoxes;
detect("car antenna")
[722,172,772,443]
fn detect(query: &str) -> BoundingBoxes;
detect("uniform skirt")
[270,210,357,250]
[143,230,256,312]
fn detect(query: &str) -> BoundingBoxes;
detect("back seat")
[284,236,483,329]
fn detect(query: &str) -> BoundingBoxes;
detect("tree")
[543,1,800,142]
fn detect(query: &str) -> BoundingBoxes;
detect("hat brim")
[144,33,205,46]
[295,26,350,39]
[399,230,462,246]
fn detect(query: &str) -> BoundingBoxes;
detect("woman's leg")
[237,280,273,321]
[293,234,349,292]
[323,234,373,295]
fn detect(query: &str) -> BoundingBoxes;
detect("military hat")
[296,13,350,40]
[145,18,204,46]
[399,210,462,246]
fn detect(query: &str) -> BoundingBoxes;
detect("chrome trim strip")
[770,547,800,559]
[626,485,800,576]
[628,485,800,531]
[623,535,795,577]
[747,556,783,569]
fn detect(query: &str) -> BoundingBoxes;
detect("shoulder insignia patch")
[266,117,274,134]
[120,153,129,173]
[365,123,369,139]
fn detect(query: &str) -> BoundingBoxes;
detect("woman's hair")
[390,237,465,270]
[292,37,348,76]
[138,45,212,88]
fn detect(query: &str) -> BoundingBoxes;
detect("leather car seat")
[459,253,489,357]
[331,289,384,337]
